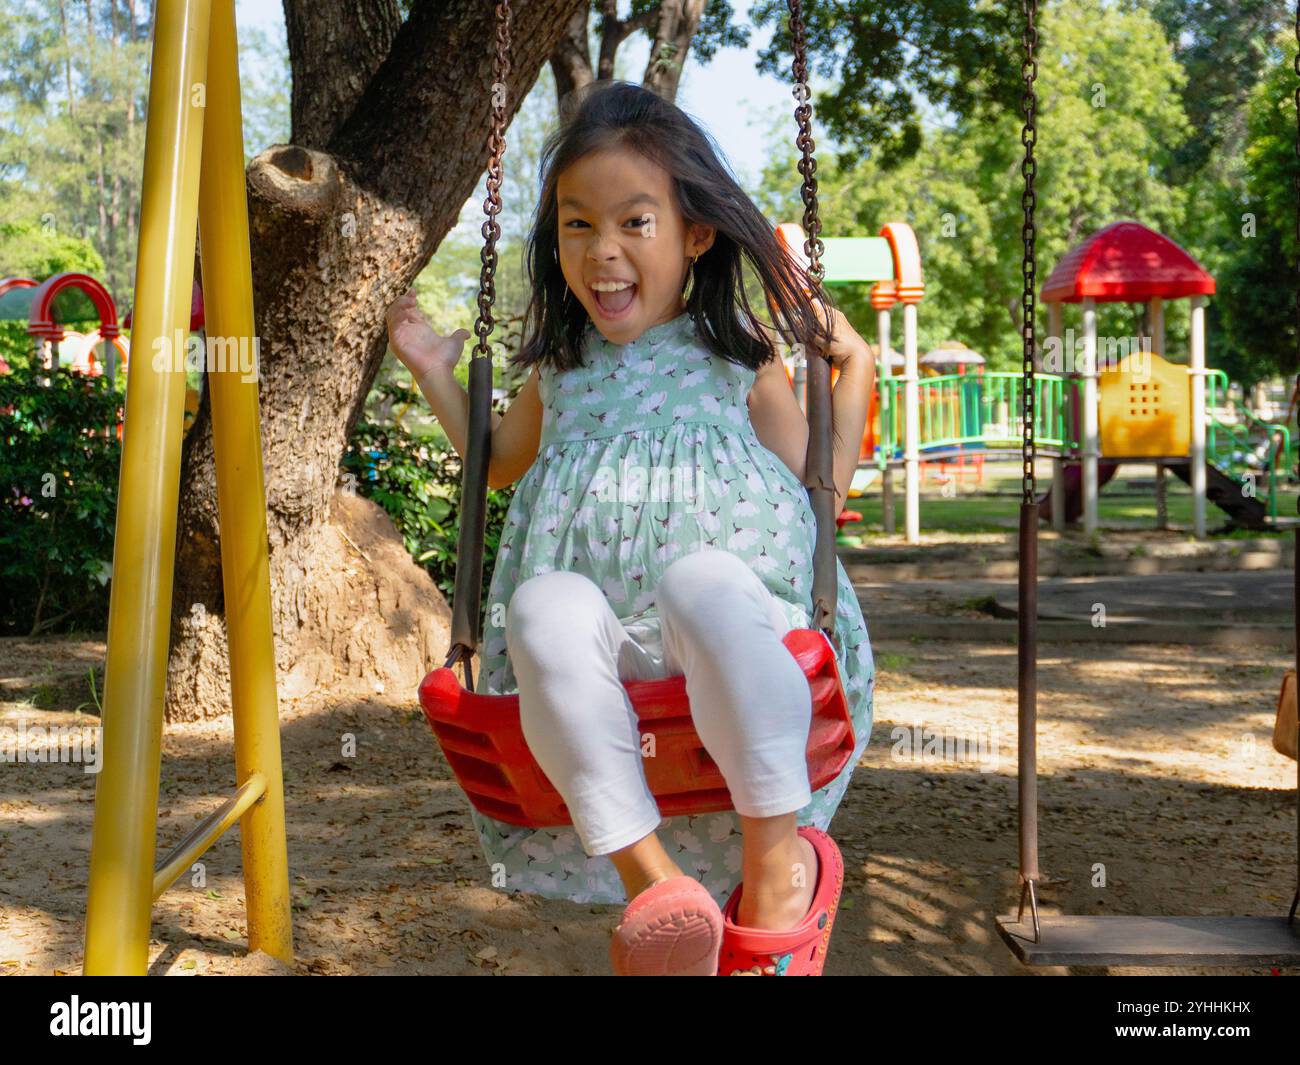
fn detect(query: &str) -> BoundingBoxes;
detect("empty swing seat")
[996,914,1300,968]
[418,628,855,829]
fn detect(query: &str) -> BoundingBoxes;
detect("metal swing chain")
[443,0,512,686]
[473,0,512,362]
[788,0,825,290]
[788,0,838,642]
[1291,0,1299,925]
[1014,0,1043,942]
[1021,0,1039,506]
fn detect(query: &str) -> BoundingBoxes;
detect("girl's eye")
[563,218,648,230]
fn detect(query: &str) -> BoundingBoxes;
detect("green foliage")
[0,1,288,300]
[1208,29,1297,386]
[751,0,1023,171]
[1149,0,1291,187]
[0,363,124,636]
[341,390,516,638]
[0,219,106,280]
[0,323,31,368]
[0,2,152,298]
[760,0,1194,371]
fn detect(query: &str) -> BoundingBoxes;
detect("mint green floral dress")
[466,310,875,908]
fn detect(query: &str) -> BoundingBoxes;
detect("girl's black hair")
[509,80,837,375]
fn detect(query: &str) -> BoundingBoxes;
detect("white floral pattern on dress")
[464,311,876,907]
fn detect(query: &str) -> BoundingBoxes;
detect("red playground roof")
[1040,221,1215,304]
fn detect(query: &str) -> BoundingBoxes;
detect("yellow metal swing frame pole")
[83,0,292,974]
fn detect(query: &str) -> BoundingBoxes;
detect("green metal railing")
[869,367,1293,520]
[1205,369,1293,520]
[876,372,1080,464]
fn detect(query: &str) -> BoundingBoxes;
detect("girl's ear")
[688,223,716,257]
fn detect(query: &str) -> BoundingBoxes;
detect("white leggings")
[504,548,814,856]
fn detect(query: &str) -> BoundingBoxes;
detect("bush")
[341,400,515,641]
[0,364,124,636]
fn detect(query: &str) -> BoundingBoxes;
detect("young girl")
[387,81,876,976]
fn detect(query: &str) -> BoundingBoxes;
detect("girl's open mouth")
[591,281,637,319]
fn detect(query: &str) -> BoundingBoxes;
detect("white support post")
[1149,296,1164,357]
[903,301,920,544]
[1048,301,1065,530]
[877,307,895,535]
[1082,298,1099,536]
[1190,295,1207,539]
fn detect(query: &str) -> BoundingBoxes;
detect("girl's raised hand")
[385,288,471,384]
[820,306,870,372]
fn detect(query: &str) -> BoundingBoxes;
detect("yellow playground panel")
[1099,350,1191,458]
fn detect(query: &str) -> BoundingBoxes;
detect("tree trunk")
[550,0,688,116]
[550,4,593,108]
[643,0,706,101]
[165,0,586,722]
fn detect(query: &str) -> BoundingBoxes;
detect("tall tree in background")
[1210,30,1297,387]
[0,1,288,297]
[549,0,747,109]
[755,0,1190,370]
[751,0,1024,170]
[0,0,149,297]
[1150,0,1289,189]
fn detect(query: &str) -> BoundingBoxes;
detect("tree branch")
[551,3,593,112]
[327,0,585,212]
[643,0,705,100]
[283,0,403,150]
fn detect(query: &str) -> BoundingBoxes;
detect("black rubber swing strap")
[443,0,513,686]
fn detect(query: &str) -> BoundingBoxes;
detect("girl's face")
[556,146,714,345]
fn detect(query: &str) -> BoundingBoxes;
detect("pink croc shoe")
[717,826,844,976]
[609,875,725,976]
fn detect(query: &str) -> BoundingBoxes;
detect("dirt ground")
[1,627,1297,977]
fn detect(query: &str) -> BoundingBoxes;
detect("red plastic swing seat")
[418,628,855,829]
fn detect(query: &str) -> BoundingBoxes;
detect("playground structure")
[918,341,987,489]
[0,273,129,381]
[1037,220,1290,538]
[0,272,206,437]
[774,220,926,541]
[786,218,1295,543]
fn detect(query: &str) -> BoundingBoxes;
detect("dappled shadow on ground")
[1,634,1296,975]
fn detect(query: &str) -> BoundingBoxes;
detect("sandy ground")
[2,621,1296,977]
